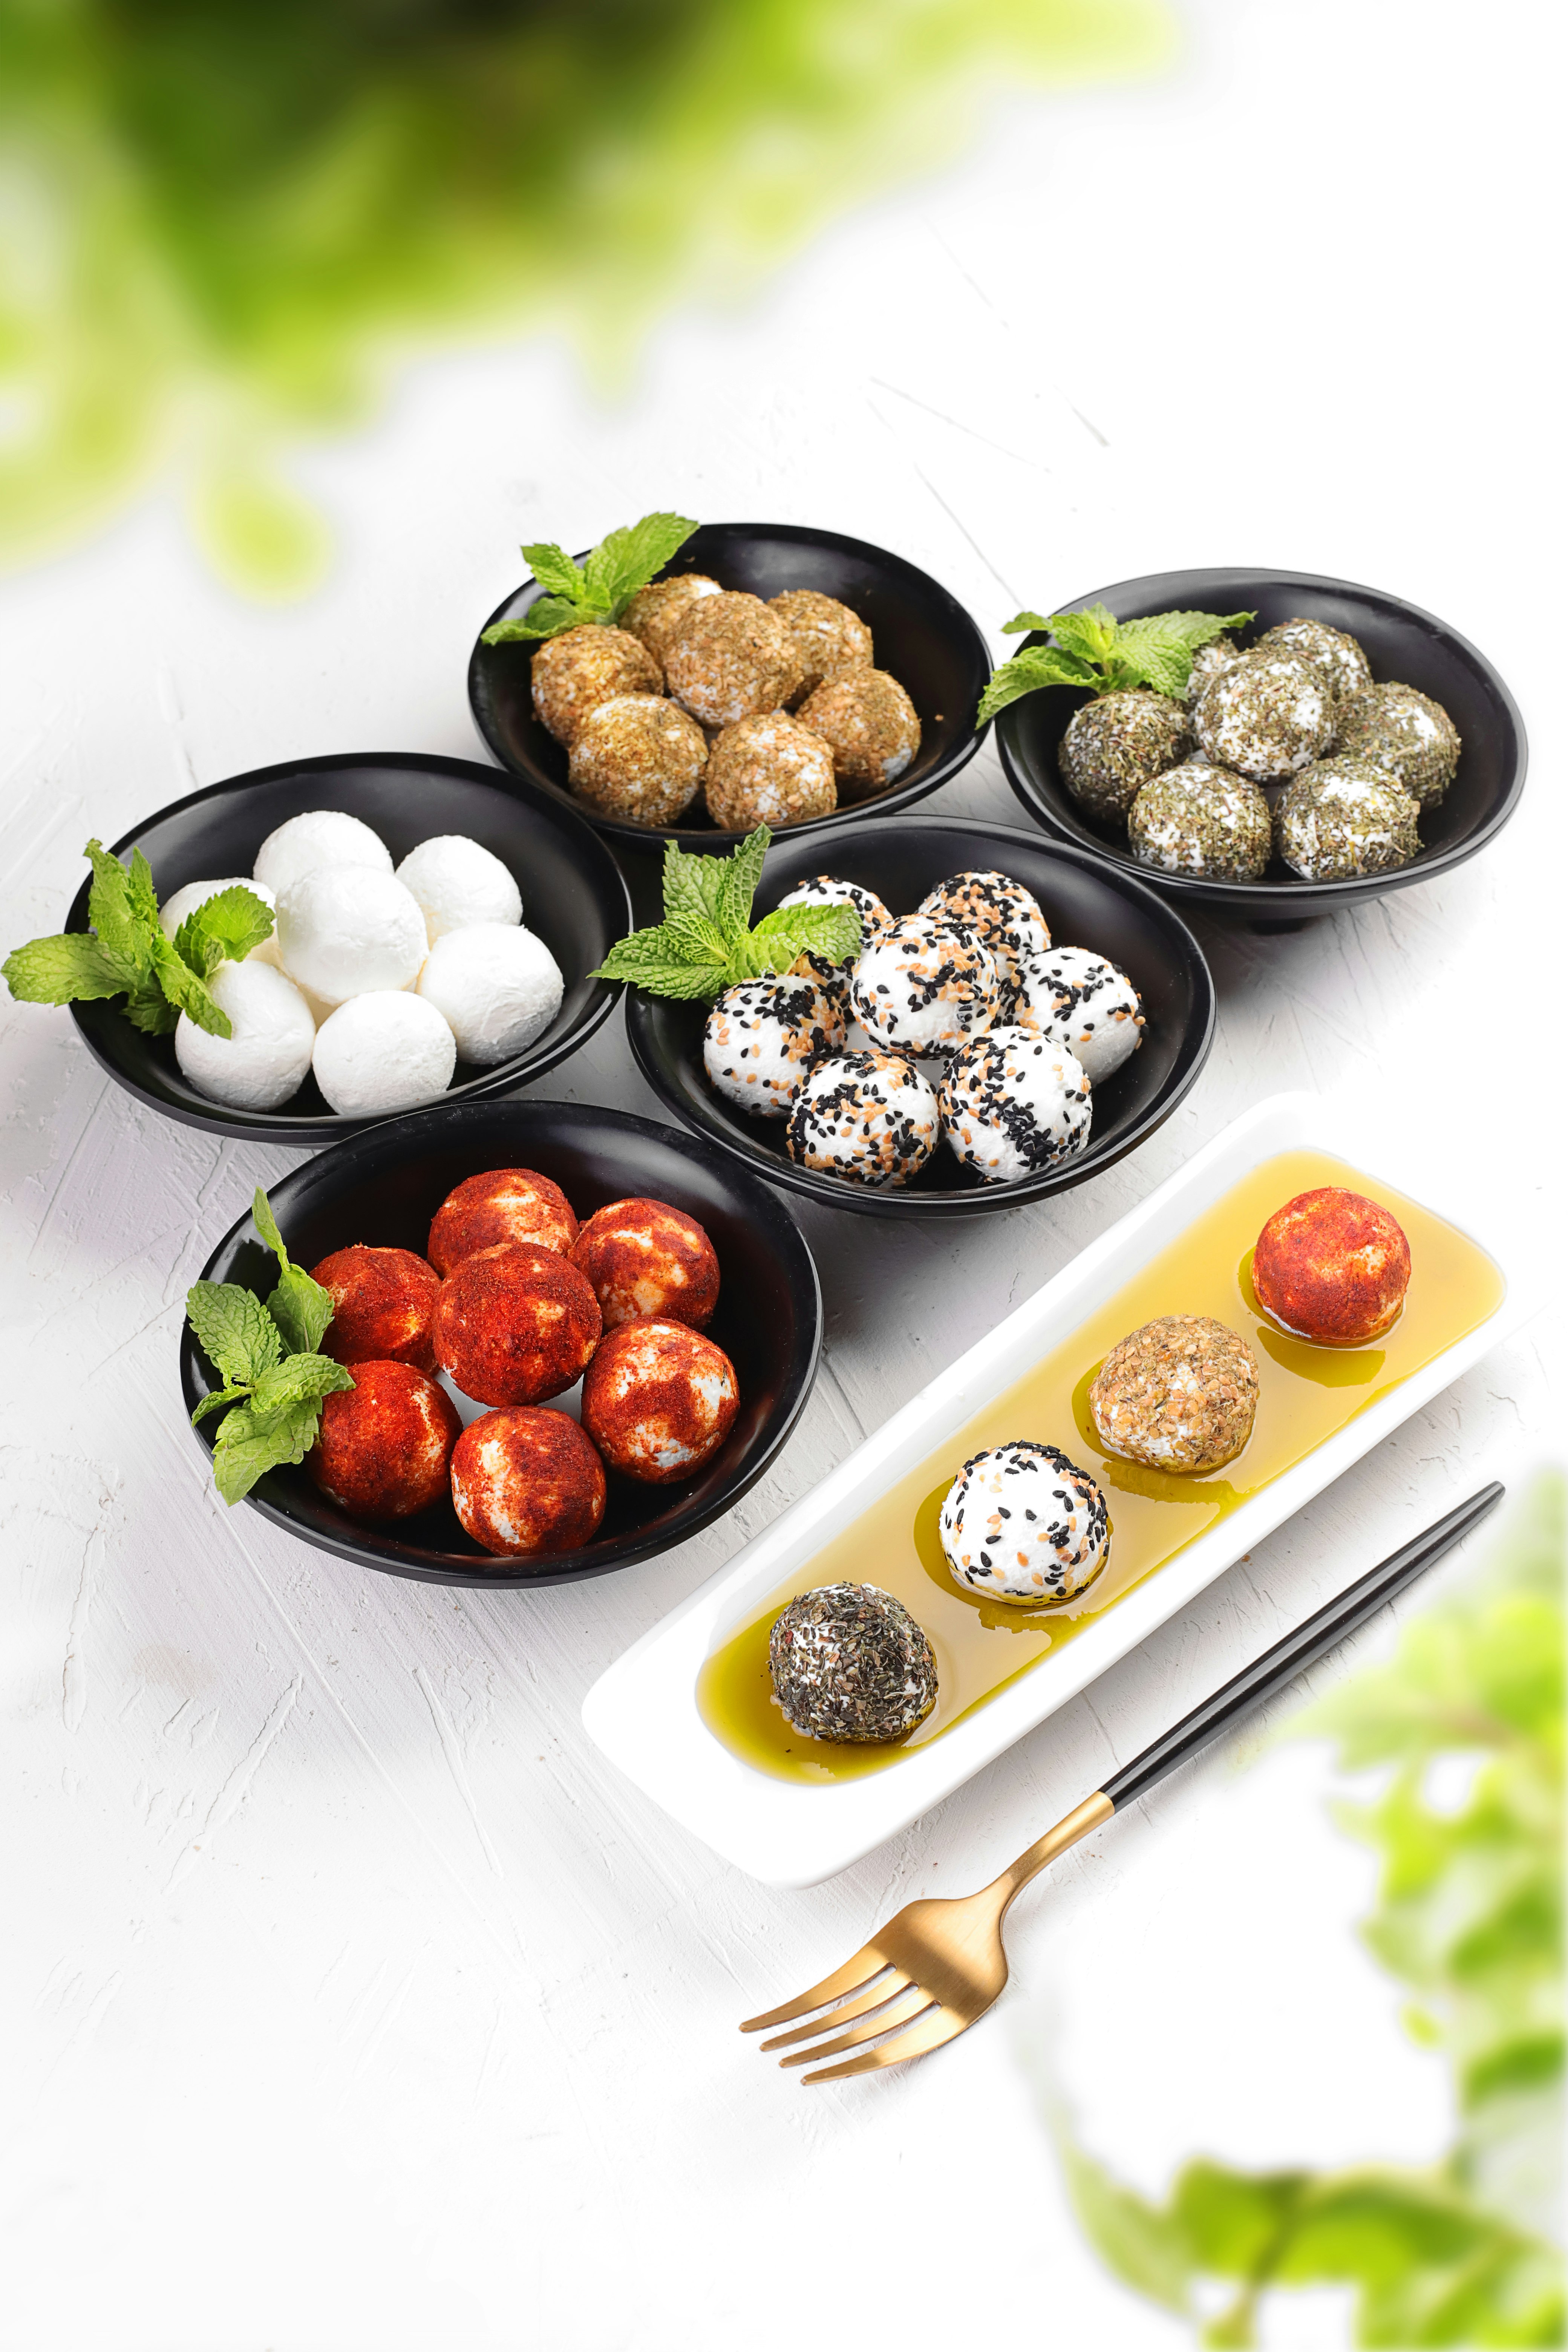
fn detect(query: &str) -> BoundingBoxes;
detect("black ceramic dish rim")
[64,749,633,1143]
[465,518,994,850]
[622,813,1218,1220]
[994,566,1529,917]
[177,1097,825,1588]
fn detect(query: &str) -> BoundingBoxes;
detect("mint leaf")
[149,932,230,1037]
[266,1265,335,1357]
[1113,609,1253,698]
[590,924,728,996]
[250,1187,289,1264]
[751,902,861,965]
[482,595,590,645]
[185,1280,282,1387]
[249,1353,354,1414]
[1001,609,1056,636]
[977,645,1099,726]
[179,884,274,970]
[3,933,135,1005]
[121,975,180,1034]
[583,511,697,617]
[1047,604,1122,668]
[211,1391,326,1505]
[518,540,586,601]
[124,848,161,934]
[191,1382,251,1425]
[713,825,770,945]
[660,838,730,929]
[84,839,152,975]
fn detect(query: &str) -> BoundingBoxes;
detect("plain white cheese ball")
[312,992,457,1116]
[416,923,564,1065]
[159,876,282,969]
[174,959,316,1111]
[395,836,522,944]
[275,866,427,1008]
[253,809,392,899]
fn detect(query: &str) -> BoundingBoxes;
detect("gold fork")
[741,1485,1501,2083]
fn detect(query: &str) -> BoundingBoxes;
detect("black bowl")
[624,815,1216,1219]
[996,568,1527,926]
[178,1098,822,1588]
[467,520,992,849]
[67,752,631,1143]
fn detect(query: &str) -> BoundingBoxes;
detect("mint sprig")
[977,602,1254,725]
[186,1188,352,1505]
[480,511,699,644]
[3,845,276,1041]
[590,827,861,1003]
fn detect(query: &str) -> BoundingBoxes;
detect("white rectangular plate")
[582,1093,1527,1886]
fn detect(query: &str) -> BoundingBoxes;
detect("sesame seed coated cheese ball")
[1335,683,1461,809]
[785,1049,940,1187]
[395,836,521,943]
[702,974,844,1118]
[663,593,803,727]
[1129,763,1273,880]
[769,1584,937,1744]
[1254,617,1372,710]
[531,624,661,746]
[917,871,1050,1012]
[703,712,837,830]
[174,959,316,1110]
[311,991,457,1116]
[1090,1315,1260,1474]
[568,694,707,827]
[796,669,920,795]
[619,573,723,667]
[160,877,282,968]
[940,1441,1110,1605]
[276,866,428,1007]
[773,873,889,1006]
[766,589,873,701]
[1194,652,1336,781]
[1012,946,1144,1084]
[938,1025,1092,1184]
[416,923,564,1064]
[253,809,392,899]
[1274,758,1421,880]
[1059,690,1192,823]
[849,913,1001,1058]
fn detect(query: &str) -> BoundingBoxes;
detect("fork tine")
[776,1981,932,2067]
[759,1971,913,2052]
[801,2002,969,2084]
[739,1946,895,2034]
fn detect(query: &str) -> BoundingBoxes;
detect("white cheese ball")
[312,992,457,1116]
[938,1026,1092,1184]
[174,959,316,1112]
[702,975,844,1118]
[275,866,427,1009]
[849,914,1001,1058]
[939,1440,1110,1605]
[159,876,282,968]
[415,923,564,1065]
[253,809,392,899]
[395,835,523,944]
[1013,945,1145,1084]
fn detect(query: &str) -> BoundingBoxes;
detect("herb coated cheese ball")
[767,590,873,701]
[702,974,844,1118]
[850,913,1001,1058]
[1336,683,1461,809]
[1274,757,1420,880]
[450,1407,606,1557]
[434,1241,602,1406]
[768,1583,937,1744]
[796,669,920,796]
[581,1316,739,1483]
[784,1049,940,1187]
[570,1197,720,1331]
[1129,763,1274,880]
[311,1245,441,1370]
[308,1362,460,1520]
[620,573,723,667]
[1254,617,1372,710]
[940,1441,1109,1605]
[427,1167,578,1276]
[939,1026,1091,1184]
[1194,652,1336,781]
[1090,1315,1260,1475]
[1187,637,1243,707]
[1252,1186,1412,1344]
[917,871,1050,1012]
[568,693,707,827]
[703,712,836,830]
[663,593,803,727]
[1060,690,1192,824]
[531,625,662,747]
[1012,946,1144,1084]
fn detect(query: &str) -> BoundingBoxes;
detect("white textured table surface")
[2,2,1557,2345]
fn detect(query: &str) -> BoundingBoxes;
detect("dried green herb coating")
[1275,757,1421,881]
[1254,617,1372,710]
[1194,651,1336,781]
[768,1582,938,1743]
[1335,682,1461,809]
[1186,637,1243,706]
[1060,689,1192,823]
[1129,762,1272,882]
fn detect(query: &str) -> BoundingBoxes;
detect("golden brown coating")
[1089,1314,1260,1474]
[530,625,661,746]
[703,712,837,830]
[450,1407,606,1557]
[570,1197,720,1330]
[1253,1187,1411,1343]
[580,1316,739,1483]
[427,1168,578,1276]
[797,669,921,796]
[663,593,804,727]
[568,693,707,827]
[767,589,873,702]
[620,574,723,667]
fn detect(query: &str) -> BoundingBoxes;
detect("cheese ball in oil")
[663,593,803,727]
[451,1407,606,1558]
[309,1362,460,1521]
[434,1241,602,1407]
[531,625,661,747]
[568,693,707,827]
[427,1167,578,1276]
[1089,1315,1259,1475]
[1252,1187,1411,1343]
[581,1316,739,1484]
[570,1197,720,1331]
[311,1245,441,1370]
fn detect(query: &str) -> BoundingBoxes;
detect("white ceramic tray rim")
[582,1093,1526,1886]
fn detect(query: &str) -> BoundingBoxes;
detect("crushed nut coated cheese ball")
[1089,1315,1260,1474]
[1194,651,1335,781]
[1335,682,1460,809]
[796,669,920,795]
[768,1583,937,1743]
[766,589,873,701]
[702,974,844,1118]
[938,1025,1091,1184]
[1129,763,1273,881]
[619,573,723,668]
[568,693,707,827]
[1274,757,1420,880]
[1254,617,1372,710]
[850,913,1001,1058]
[703,712,836,830]
[531,625,661,746]
[784,1049,940,1187]
[663,593,803,727]
[940,1441,1110,1604]
[1059,690,1192,823]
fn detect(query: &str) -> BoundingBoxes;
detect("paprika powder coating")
[311,1244,441,1370]
[426,1167,578,1276]
[308,1362,459,1519]
[581,1316,739,1483]
[450,1408,607,1557]
[434,1241,602,1406]
[569,1197,720,1330]
[1252,1187,1412,1344]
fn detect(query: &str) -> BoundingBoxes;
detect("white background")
[1,0,1559,2344]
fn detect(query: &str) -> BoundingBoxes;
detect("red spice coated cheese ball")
[450,1407,607,1557]
[434,1241,602,1406]
[309,1362,460,1519]
[427,1167,578,1277]
[311,1245,441,1370]
[569,1197,720,1331]
[1253,1187,1412,1344]
[581,1316,739,1483]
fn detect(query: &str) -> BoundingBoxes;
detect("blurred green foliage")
[1045,1475,1565,2348]
[0,0,1170,588]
